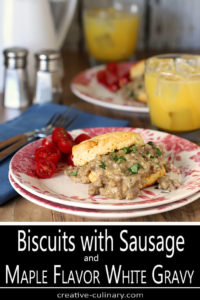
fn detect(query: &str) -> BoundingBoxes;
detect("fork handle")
[0,136,29,162]
[0,133,27,150]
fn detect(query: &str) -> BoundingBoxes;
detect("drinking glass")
[83,0,139,65]
[145,54,200,132]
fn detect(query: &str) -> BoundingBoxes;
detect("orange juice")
[145,55,200,132]
[83,7,139,62]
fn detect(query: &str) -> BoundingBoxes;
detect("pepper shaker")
[33,50,63,104]
[3,47,30,108]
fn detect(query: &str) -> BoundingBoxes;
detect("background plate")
[71,63,149,113]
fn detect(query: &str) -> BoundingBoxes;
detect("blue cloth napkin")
[0,103,129,204]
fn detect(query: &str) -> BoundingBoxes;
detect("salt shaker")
[3,47,30,108]
[33,50,63,104]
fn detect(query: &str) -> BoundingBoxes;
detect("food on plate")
[96,62,131,92]
[130,59,145,78]
[120,60,147,103]
[35,159,57,179]
[34,127,90,178]
[72,131,144,166]
[74,133,91,144]
[120,77,147,103]
[35,145,61,164]
[96,61,147,103]
[65,131,180,200]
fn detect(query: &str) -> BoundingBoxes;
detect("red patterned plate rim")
[9,173,200,220]
[9,127,200,210]
[70,62,149,113]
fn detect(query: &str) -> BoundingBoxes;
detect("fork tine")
[44,113,78,136]
[51,110,69,127]
[52,107,75,127]
[52,109,71,127]
[45,110,63,127]
[63,114,79,130]
[43,107,78,136]
[57,111,72,127]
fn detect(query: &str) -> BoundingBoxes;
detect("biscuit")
[72,131,145,167]
[142,165,165,189]
[130,59,145,79]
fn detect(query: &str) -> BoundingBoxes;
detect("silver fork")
[0,109,78,162]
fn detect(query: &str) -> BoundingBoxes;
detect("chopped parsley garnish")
[150,155,155,159]
[122,147,132,154]
[111,154,118,162]
[156,147,162,156]
[156,162,162,169]
[122,145,137,154]
[131,145,137,153]
[69,170,78,176]
[111,154,126,164]
[129,92,137,98]
[117,155,126,163]
[99,161,106,169]
[137,84,143,89]
[128,163,143,174]
[147,141,154,146]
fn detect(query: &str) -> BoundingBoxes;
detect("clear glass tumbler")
[145,54,200,132]
[83,0,139,65]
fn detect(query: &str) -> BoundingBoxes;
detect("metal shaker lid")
[35,50,60,60]
[3,47,28,68]
[35,50,61,72]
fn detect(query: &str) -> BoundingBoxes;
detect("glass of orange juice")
[83,0,139,65]
[145,54,200,132]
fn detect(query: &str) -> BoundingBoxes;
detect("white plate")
[9,127,200,211]
[71,63,149,113]
[9,173,200,220]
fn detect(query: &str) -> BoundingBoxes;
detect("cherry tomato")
[97,62,132,93]
[108,82,119,92]
[116,63,130,78]
[118,75,130,87]
[52,127,67,144]
[106,62,118,75]
[66,132,73,141]
[96,70,107,85]
[67,153,75,167]
[106,70,118,86]
[53,146,62,162]
[35,146,49,160]
[74,133,90,144]
[58,137,73,154]
[35,159,56,178]
[42,137,54,147]
[35,146,60,164]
